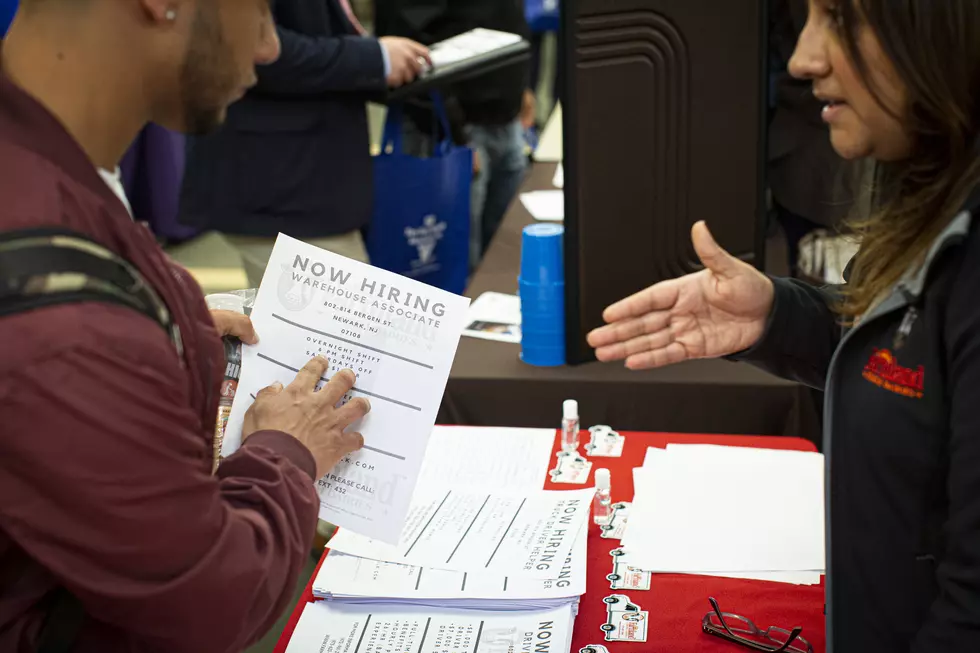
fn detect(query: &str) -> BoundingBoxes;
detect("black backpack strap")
[0,227,184,652]
[0,227,183,358]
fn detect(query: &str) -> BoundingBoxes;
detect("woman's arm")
[589,222,839,379]
[729,277,843,389]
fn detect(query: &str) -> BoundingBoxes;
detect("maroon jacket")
[0,72,320,651]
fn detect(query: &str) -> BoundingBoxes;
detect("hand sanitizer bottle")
[561,400,580,453]
[593,468,613,525]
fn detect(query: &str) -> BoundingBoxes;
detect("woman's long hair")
[836,0,980,316]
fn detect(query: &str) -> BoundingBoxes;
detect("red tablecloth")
[274,431,825,653]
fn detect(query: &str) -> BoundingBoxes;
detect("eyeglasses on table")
[702,597,813,653]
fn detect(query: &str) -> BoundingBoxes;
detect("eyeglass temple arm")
[708,597,742,639]
[771,627,805,653]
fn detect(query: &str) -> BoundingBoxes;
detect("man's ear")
[137,0,182,25]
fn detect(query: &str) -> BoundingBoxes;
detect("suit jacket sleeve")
[254,25,388,96]
[0,330,319,653]
[729,277,843,389]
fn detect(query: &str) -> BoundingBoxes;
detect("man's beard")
[178,1,237,135]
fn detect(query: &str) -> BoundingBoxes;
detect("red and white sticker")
[600,502,631,540]
[549,451,593,484]
[608,563,652,591]
[585,427,625,458]
[608,549,651,591]
[601,595,649,643]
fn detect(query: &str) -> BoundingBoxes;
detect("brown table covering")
[436,163,821,445]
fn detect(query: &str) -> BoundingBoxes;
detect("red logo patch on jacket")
[862,348,924,399]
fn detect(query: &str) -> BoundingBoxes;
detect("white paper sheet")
[552,163,564,189]
[520,190,564,222]
[610,545,821,586]
[418,427,555,491]
[624,445,824,574]
[328,487,594,578]
[641,446,665,469]
[223,234,469,543]
[461,292,522,343]
[286,601,575,653]
[314,525,586,602]
[627,455,819,585]
[702,570,822,585]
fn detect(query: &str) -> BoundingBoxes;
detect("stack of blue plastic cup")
[519,223,566,366]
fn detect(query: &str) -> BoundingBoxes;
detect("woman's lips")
[821,100,848,123]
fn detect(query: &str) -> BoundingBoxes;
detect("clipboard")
[387,28,531,102]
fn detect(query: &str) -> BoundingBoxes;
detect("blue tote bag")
[526,0,560,33]
[367,94,472,295]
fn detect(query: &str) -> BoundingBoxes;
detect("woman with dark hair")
[589,0,980,651]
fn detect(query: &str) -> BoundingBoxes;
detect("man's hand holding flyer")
[224,234,470,543]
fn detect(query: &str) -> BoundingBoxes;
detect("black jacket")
[179,0,386,239]
[735,189,980,652]
[374,0,530,139]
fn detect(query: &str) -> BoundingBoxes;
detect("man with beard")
[0,1,370,652]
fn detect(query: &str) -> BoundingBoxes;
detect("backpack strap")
[0,227,183,653]
[0,227,183,357]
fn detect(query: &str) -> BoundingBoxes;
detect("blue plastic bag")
[525,0,560,33]
[367,94,472,295]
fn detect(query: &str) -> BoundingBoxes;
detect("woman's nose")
[788,18,830,81]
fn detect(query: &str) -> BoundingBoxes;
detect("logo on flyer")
[277,263,316,311]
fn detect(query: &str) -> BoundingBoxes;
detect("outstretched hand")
[587,221,775,370]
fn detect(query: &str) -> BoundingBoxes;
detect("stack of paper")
[618,444,825,585]
[286,601,576,653]
[327,486,593,576]
[299,429,586,651]
[308,485,589,652]
[312,526,585,612]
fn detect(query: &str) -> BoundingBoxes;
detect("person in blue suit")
[1,0,17,36]
[179,0,429,285]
